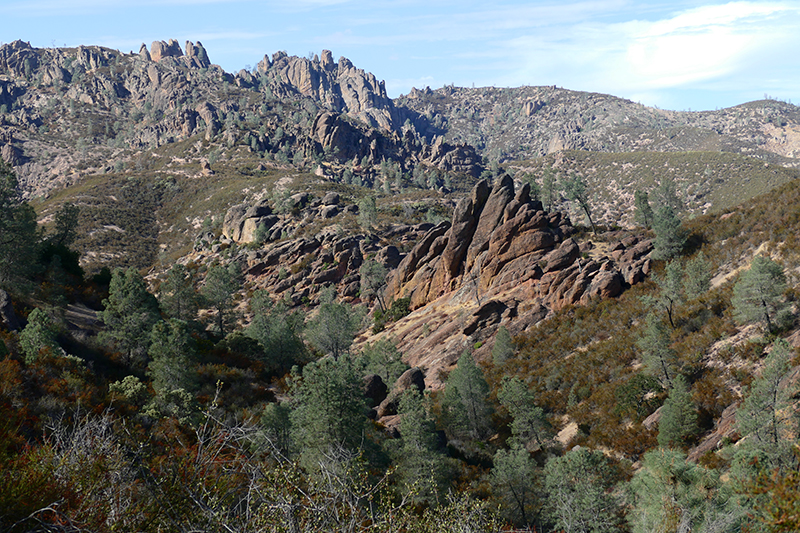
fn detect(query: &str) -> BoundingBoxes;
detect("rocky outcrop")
[150,40,183,62]
[258,50,398,130]
[384,175,651,313]
[375,176,652,388]
[376,367,426,418]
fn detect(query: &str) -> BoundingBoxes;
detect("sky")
[1,0,798,112]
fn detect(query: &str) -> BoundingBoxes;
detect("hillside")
[1,38,800,533]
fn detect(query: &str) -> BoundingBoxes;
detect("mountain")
[3,38,800,533]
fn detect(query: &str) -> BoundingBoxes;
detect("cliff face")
[253,50,397,131]
[374,176,653,387]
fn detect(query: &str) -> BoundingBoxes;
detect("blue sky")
[1,0,798,111]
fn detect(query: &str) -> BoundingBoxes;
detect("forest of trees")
[1,158,800,533]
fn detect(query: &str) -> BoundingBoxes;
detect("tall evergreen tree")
[637,315,678,389]
[561,172,596,234]
[246,290,306,374]
[159,264,201,323]
[0,158,40,291]
[732,255,791,334]
[392,389,451,505]
[683,251,712,300]
[201,262,242,335]
[19,307,62,364]
[657,374,699,449]
[544,448,623,533]
[642,259,685,329]
[305,287,362,360]
[99,267,161,366]
[497,376,552,450]
[491,445,539,528]
[634,189,654,228]
[651,178,686,260]
[441,351,493,441]
[735,339,797,473]
[289,354,369,469]
[492,326,515,365]
[628,449,740,533]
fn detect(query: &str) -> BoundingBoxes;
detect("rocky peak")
[259,50,398,130]
[376,177,653,388]
[150,39,183,62]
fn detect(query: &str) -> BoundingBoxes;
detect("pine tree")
[492,326,515,365]
[19,307,62,364]
[441,351,493,441]
[735,339,797,472]
[642,259,684,329]
[99,267,161,366]
[637,315,678,389]
[305,287,362,360]
[657,375,698,449]
[0,158,40,292]
[393,389,451,505]
[628,449,739,533]
[497,376,552,450]
[634,190,653,228]
[491,445,539,527]
[289,354,368,469]
[359,259,388,313]
[247,291,306,373]
[683,251,712,300]
[562,172,596,234]
[651,178,686,260]
[361,338,408,386]
[201,262,242,335]
[732,255,791,334]
[544,448,623,533]
[159,264,201,323]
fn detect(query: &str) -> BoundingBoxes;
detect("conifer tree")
[683,251,712,300]
[544,448,623,533]
[305,287,362,360]
[289,354,368,469]
[562,172,596,234]
[201,262,242,335]
[492,326,515,365]
[642,259,684,329]
[441,351,493,441]
[491,445,539,527]
[247,290,306,373]
[657,374,698,449]
[393,389,451,505]
[651,178,686,260]
[159,264,201,323]
[0,158,40,291]
[99,267,161,366]
[637,315,678,389]
[19,307,62,364]
[735,339,797,472]
[732,255,791,334]
[628,449,739,533]
[634,189,653,228]
[497,376,551,450]
[361,338,408,386]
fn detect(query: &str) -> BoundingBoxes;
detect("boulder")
[0,289,19,331]
[363,374,388,409]
[376,367,426,418]
[321,191,340,206]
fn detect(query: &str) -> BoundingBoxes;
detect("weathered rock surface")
[376,176,652,388]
